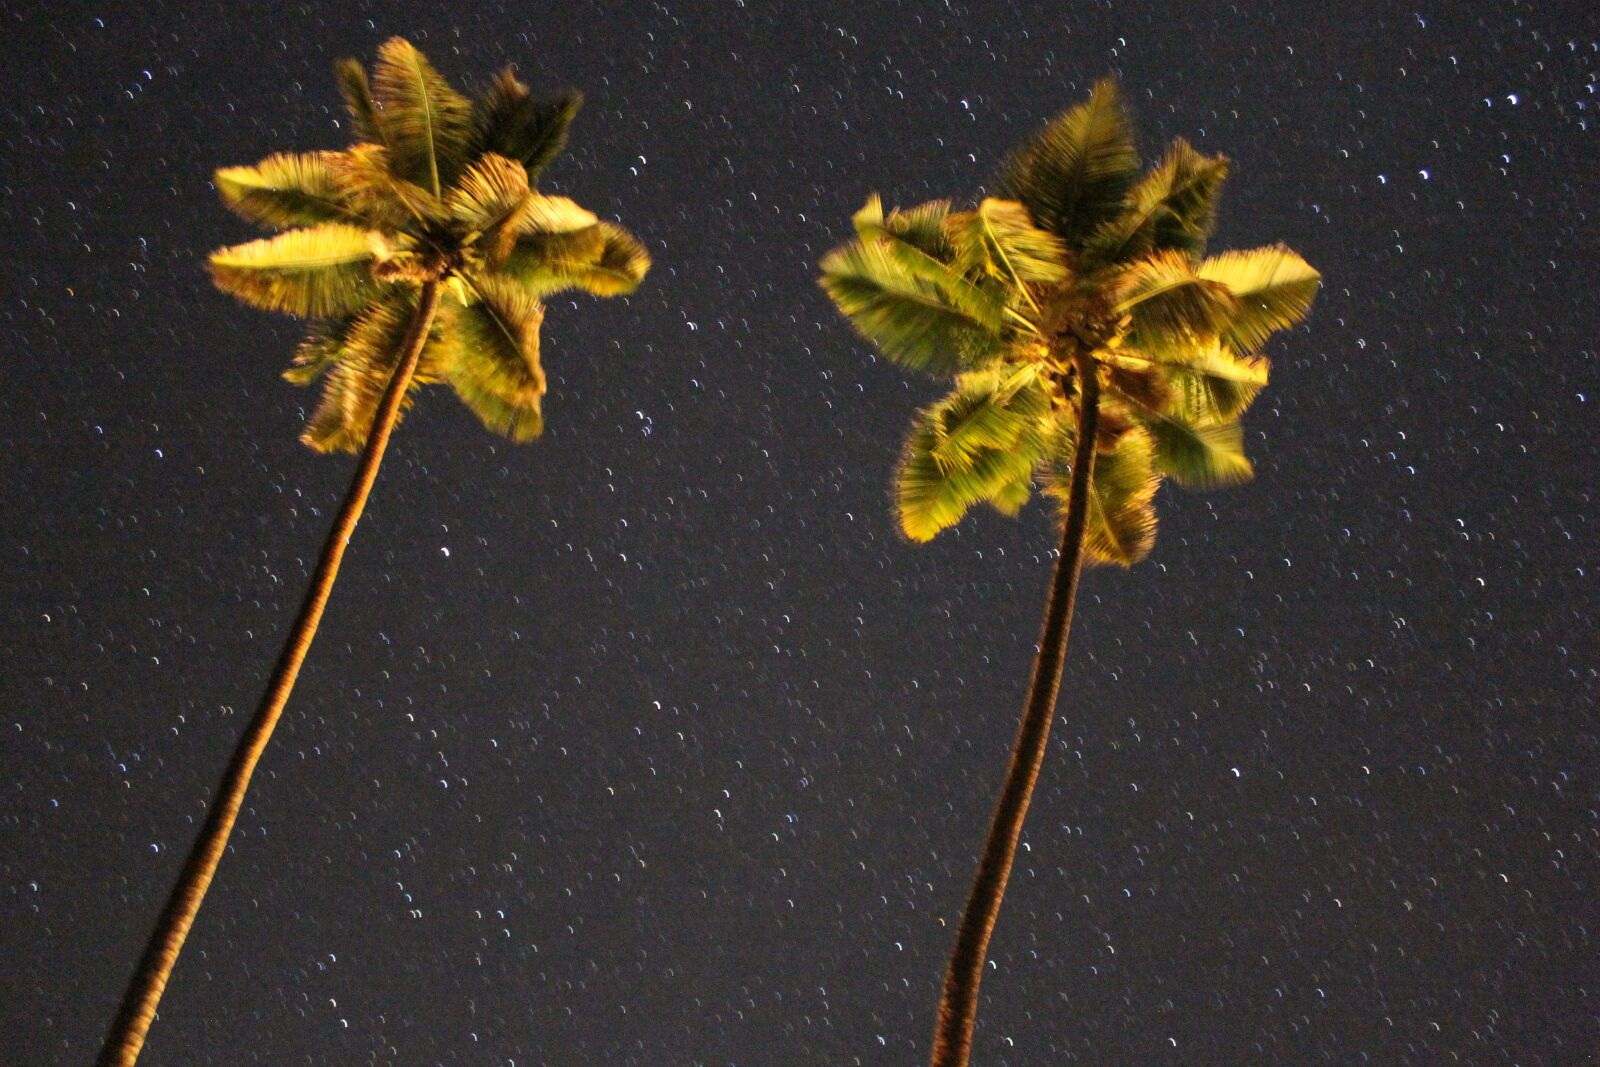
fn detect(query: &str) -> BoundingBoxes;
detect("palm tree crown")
[820,78,1319,1067]
[210,37,650,450]
[821,78,1318,557]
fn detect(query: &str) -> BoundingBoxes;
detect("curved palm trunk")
[929,351,1101,1067]
[98,281,442,1067]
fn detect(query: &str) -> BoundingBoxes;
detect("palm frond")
[471,68,533,156]
[819,239,1005,376]
[1113,249,1239,356]
[1076,426,1159,566]
[215,151,353,230]
[1084,138,1229,265]
[516,194,600,235]
[569,222,651,296]
[501,225,604,291]
[1164,345,1270,422]
[331,144,445,229]
[439,276,547,441]
[986,462,1035,517]
[883,199,956,259]
[1136,406,1254,489]
[950,198,1071,287]
[1104,356,1174,412]
[851,193,886,239]
[896,401,1045,541]
[929,368,1050,473]
[852,195,953,256]
[334,58,383,143]
[502,222,651,298]
[209,223,381,318]
[449,370,545,441]
[371,37,474,196]
[300,292,439,452]
[847,197,1006,333]
[1197,244,1320,353]
[448,153,531,267]
[284,316,355,385]
[994,78,1139,245]
[471,70,584,181]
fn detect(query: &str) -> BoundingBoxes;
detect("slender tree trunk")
[97,282,442,1067]
[929,350,1101,1067]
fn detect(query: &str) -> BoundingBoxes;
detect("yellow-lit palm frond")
[209,224,382,318]
[819,237,1005,376]
[949,198,1071,288]
[1084,138,1229,265]
[439,276,547,440]
[1047,425,1158,566]
[1112,249,1239,356]
[994,78,1139,246]
[369,37,473,197]
[471,68,584,180]
[1197,244,1320,353]
[215,152,353,230]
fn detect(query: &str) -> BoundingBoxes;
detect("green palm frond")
[447,367,545,441]
[209,223,382,318]
[447,153,531,266]
[819,239,1004,375]
[334,58,383,144]
[517,194,601,235]
[1113,249,1239,355]
[370,37,474,196]
[1053,425,1158,566]
[215,152,352,230]
[1104,356,1174,412]
[567,223,651,295]
[987,462,1036,517]
[845,197,1006,334]
[1084,138,1229,265]
[851,194,887,239]
[284,316,356,385]
[500,223,650,297]
[950,198,1071,287]
[471,69,530,152]
[1197,244,1320,353]
[994,78,1139,246]
[854,195,956,261]
[1163,345,1270,422]
[929,368,1050,473]
[1135,405,1254,489]
[501,225,605,292]
[519,92,584,179]
[332,144,445,229]
[440,276,547,440]
[299,291,442,452]
[471,70,583,180]
[896,401,1046,542]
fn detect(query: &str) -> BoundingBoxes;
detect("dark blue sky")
[2,1,1595,1063]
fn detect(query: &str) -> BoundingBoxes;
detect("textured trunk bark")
[929,350,1101,1067]
[97,281,442,1067]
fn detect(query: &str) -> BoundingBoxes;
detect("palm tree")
[98,38,649,1067]
[819,79,1318,1067]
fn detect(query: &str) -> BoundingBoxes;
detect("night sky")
[3,2,1597,1064]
